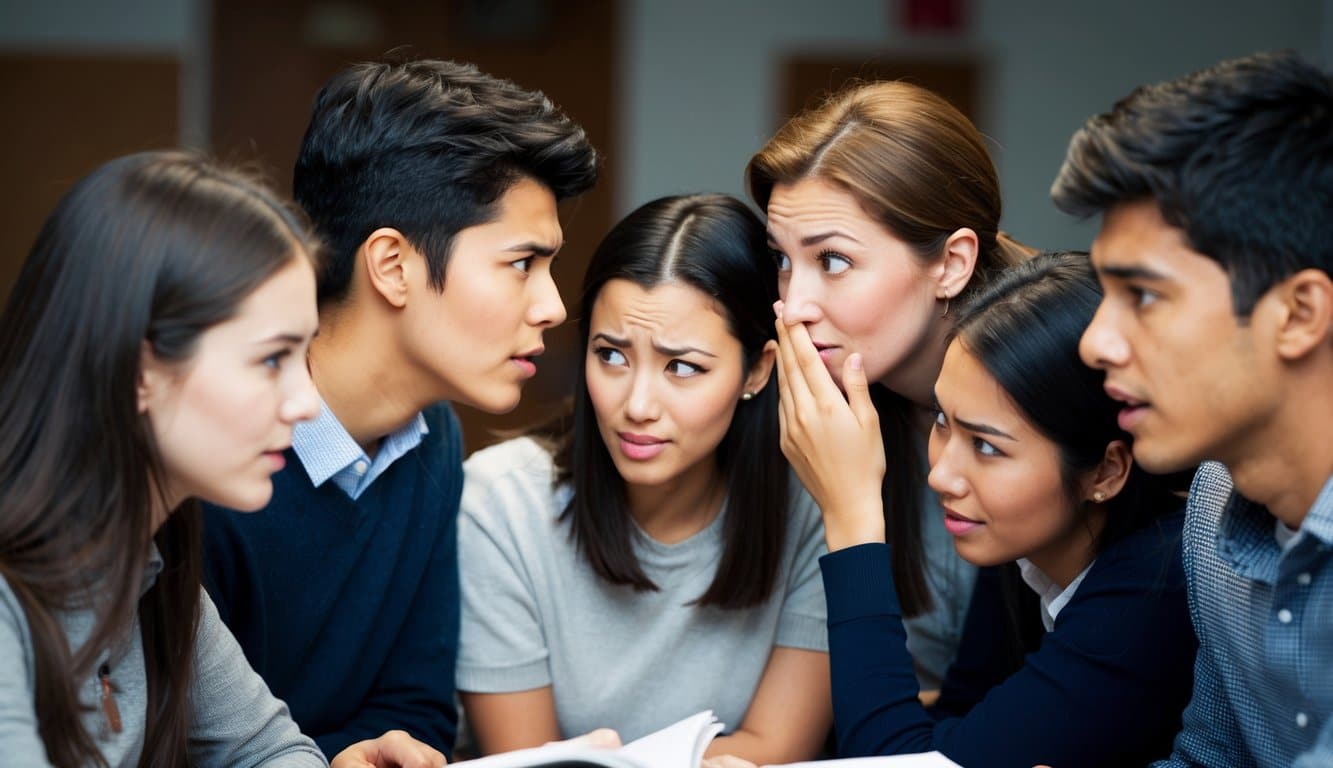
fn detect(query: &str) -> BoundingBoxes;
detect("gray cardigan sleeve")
[187,588,328,767]
[0,579,54,766]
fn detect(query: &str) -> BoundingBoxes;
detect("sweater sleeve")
[823,524,1195,768]
[309,406,463,758]
[0,577,53,766]
[187,589,327,767]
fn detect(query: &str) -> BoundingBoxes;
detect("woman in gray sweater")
[0,151,442,768]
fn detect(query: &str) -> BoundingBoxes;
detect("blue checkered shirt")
[1153,462,1333,768]
[292,399,428,500]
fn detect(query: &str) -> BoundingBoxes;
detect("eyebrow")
[1097,263,1170,282]
[257,332,311,345]
[505,240,561,258]
[766,230,862,248]
[955,416,1018,441]
[591,332,717,358]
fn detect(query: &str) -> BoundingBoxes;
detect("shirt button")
[1278,608,1294,624]
[1297,572,1313,586]
[353,460,368,475]
[1297,712,1309,728]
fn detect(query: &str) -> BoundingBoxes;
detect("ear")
[1271,268,1333,362]
[1086,439,1133,504]
[138,340,170,415]
[362,227,414,309]
[742,340,778,398]
[933,228,979,302]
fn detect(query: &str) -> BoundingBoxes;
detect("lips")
[1104,383,1151,432]
[511,345,545,378]
[942,507,983,536]
[812,341,840,363]
[618,432,668,461]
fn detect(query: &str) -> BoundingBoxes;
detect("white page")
[618,710,724,768]
[768,753,963,768]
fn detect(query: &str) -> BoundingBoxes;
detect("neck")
[309,306,431,455]
[625,460,725,545]
[1223,369,1333,529]
[1027,506,1107,589]
[878,311,950,408]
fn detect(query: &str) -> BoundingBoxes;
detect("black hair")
[1052,50,1333,315]
[951,251,1188,550]
[294,58,600,305]
[551,194,786,610]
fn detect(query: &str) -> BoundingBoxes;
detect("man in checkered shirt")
[1052,50,1333,767]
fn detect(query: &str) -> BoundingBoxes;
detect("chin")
[1131,438,1200,475]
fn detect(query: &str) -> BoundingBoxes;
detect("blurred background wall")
[1,0,1327,450]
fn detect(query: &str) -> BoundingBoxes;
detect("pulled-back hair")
[1052,50,1333,315]
[0,151,318,767]
[747,81,1030,616]
[552,194,786,609]
[295,58,600,305]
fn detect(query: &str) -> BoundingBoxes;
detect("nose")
[1078,300,1129,371]
[926,432,967,499]
[529,268,568,328]
[281,363,321,424]
[780,262,825,325]
[624,368,660,424]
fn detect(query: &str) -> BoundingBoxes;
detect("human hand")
[701,756,758,768]
[774,302,887,550]
[330,730,445,768]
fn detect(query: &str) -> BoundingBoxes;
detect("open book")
[449,710,963,768]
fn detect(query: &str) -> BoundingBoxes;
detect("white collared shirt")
[1017,558,1094,631]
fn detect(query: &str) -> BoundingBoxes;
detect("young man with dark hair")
[201,59,599,759]
[1053,50,1333,767]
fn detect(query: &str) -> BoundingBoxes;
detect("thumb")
[843,352,878,429]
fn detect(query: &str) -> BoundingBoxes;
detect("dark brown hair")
[550,194,786,609]
[747,81,1031,616]
[0,151,318,766]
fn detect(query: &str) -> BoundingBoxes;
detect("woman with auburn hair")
[748,81,1033,691]
[0,151,441,768]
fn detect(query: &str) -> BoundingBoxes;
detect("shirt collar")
[291,398,428,491]
[1017,558,1093,631]
[1217,472,1333,583]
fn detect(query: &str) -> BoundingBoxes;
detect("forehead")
[766,177,880,240]
[936,341,1033,433]
[452,177,562,252]
[590,279,732,339]
[1091,200,1201,275]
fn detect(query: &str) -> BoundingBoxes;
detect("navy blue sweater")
[201,403,462,759]
[821,509,1196,767]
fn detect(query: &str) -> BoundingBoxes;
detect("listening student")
[1055,50,1333,767]
[0,151,441,767]
[458,194,831,764]
[774,252,1196,767]
[200,59,599,759]
[749,80,1034,692]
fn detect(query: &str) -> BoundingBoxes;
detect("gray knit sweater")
[0,548,326,767]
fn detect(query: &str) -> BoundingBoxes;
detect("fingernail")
[850,353,863,371]
[773,300,784,319]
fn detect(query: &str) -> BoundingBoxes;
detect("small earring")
[1092,490,1106,503]
[941,296,951,318]
[740,392,755,401]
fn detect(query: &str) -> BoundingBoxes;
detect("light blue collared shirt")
[292,398,429,500]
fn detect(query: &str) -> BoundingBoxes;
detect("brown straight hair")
[0,151,318,767]
[747,81,1031,616]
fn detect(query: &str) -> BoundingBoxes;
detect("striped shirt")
[1154,462,1333,767]
[292,399,428,500]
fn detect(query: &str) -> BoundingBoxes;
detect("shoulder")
[1184,461,1233,544]
[461,437,565,528]
[785,476,828,544]
[0,576,30,641]
[1086,506,1186,591]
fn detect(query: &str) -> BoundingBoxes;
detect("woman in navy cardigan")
[770,251,1197,768]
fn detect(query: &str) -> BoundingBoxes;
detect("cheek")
[677,382,740,442]
[584,363,620,426]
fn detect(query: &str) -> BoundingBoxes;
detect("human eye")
[818,250,851,275]
[665,359,705,378]
[932,408,948,431]
[594,346,627,367]
[973,437,1003,457]
[261,349,291,371]
[1128,285,1159,309]
[770,248,791,272]
[512,256,534,274]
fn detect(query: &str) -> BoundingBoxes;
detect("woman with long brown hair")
[748,81,1032,692]
[0,151,443,767]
